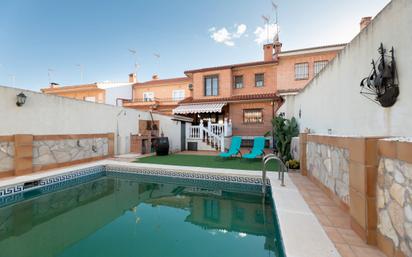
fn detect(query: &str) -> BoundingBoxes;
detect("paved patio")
[289,173,386,257]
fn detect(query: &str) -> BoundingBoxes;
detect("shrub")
[286,159,300,169]
[267,115,299,162]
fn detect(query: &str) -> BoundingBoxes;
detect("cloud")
[233,24,247,38]
[209,24,247,47]
[210,27,234,46]
[254,24,279,44]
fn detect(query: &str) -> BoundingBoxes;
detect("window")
[233,75,243,89]
[255,209,264,224]
[172,89,185,101]
[255,73,264,87]
[314,60,328,75]
[294,63,309,80]
[203,199,220,222]
[143,92,154,102]
[84,96,96,102]
[243,109,263,124]
[204,75,219,96]
[233,207,245,220]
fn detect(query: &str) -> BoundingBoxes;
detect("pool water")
[0,174,285,257]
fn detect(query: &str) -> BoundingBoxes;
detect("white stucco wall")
[0,85,185,154]
[152,113,187,153]
[101,84,132,106]
[290,0,412,137]
[277,94,296,119]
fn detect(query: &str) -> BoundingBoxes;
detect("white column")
[199,120,204,140]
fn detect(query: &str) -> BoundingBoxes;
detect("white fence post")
[199,120,204,140]
[220,136,225,152]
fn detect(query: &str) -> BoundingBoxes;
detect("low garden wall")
[306,141,349,205]
[300,134,380,244]
[300,134,412,257]
[0,133,114,178]
[376,139,412,257]
[0,137,14,174]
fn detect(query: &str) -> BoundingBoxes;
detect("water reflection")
[0,177,283,257]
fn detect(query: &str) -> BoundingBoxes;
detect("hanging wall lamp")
[16,92,27,107]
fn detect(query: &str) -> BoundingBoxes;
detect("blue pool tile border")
[0,164,271,204]
[105,165,271,185]
[0,166,105,197]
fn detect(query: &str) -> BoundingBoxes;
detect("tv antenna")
[261,15,270,44]
[271,1,279,42]
[76,64,84,83]
[47,68,54,84]
[128,48,140,75]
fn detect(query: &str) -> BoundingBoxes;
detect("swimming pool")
[0,165,285,257]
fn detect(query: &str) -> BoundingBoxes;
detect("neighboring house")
[122,75,192,114]
[41,73,136,106]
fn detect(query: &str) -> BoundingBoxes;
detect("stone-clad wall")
[33,138,108,168]
[377,157,412,256]
[0,141,14,173]
[306,142,350,205]
[0,133,113,178]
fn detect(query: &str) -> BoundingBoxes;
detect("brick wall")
[192,68,232,99]
[232,64,277,95]
[229,101,275,136]
[277,51,339,91]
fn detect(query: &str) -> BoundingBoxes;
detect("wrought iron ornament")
[360,43,399,107]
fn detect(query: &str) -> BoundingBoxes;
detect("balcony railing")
[123,97,185,105]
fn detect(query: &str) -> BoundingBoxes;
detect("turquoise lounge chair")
[219,136,242,158]
[243,137,266,159]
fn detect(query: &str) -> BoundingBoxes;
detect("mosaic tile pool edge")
[0,164,271,200]
[0,165,105,198]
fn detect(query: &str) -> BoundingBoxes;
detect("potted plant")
[286,159,300,172]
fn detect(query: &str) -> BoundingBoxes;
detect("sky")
[0,0,390,91]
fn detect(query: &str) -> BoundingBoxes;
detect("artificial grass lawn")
[135,154,280,172]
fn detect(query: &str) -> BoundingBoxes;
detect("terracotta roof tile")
[184,60,277,74]
[41,83,101,93]
[277,88,301,94]
[178,93,282,104]
[133,77,191,87]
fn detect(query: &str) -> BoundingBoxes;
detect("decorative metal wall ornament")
[360,43,399,107]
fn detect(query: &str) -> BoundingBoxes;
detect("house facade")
[124,41,345,141]
[40,39,345,148]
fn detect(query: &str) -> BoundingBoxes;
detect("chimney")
[49,82,59,88]
[360,17,372,31]
[263,43,274,62]
[128,73,137,83]
[273,41,282,61]
[152,74,159,80]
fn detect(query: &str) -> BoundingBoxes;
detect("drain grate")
[23,180,40,190]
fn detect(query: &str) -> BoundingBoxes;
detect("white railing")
[189,126,201,139]
[210,124,224,136]
[187,118,232,152]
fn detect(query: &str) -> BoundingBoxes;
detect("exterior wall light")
[188,84,193,91]
[16,92,27,107]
